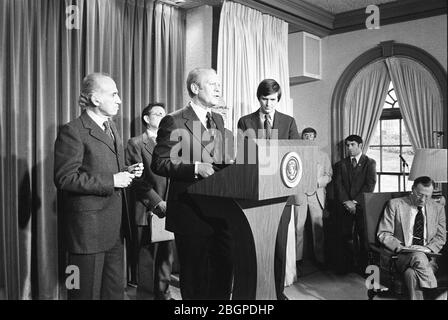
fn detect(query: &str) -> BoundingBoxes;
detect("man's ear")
[190,82,199,95]
[143,115,150,125]
[90,93,101,107]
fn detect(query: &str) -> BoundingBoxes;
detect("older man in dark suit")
[333,134,376,274]
[237,78,300,300]
[54,73,143,300]
[126,102,174,300]
[151,68,232,300]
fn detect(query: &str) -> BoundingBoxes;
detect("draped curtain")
[386,57,443,148]
[0,0,184,299]
[217,0,291,131]
[343,60,391,153]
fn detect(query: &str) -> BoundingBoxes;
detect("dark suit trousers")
[136,226,174,300]
[333,203,367,274]
[274,205,291,299]
[175,217,233,300]
[67,237,124,300]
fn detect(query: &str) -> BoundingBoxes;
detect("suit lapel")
[251,111,263,138]
[183,105,208,150]
[143,131,155,155]
[400,197,412,246]
[80,111,117,154]
[425,201,436,241]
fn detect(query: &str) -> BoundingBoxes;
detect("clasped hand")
[343,200,357,214]
[113,163,144,188]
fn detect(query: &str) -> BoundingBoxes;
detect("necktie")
[264,114,272,140]
[351,157,357,168]
[412,206,424,246]
[103,120,115,142]
[206,112,217,130]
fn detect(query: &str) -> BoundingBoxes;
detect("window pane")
[382,147,401,172]
[381,175,399,192]
[382,119,400,145]
[370,124,380,146]
[401,147,414,173]
[367,146,381,171]
[401,121,412,145]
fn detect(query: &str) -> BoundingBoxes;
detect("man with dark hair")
[237,78,300,300]
[151,68,233,300]
[126,102,174,300]
[296,127,332,273]
[377,176,446,299]
[54,73,143,299]
[333,134,376,274]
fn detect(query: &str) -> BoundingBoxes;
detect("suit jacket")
[54,110,130,254]
[334,154,376,205]
[151,104,227,236]
[377,196,446,254]
[237,109,300,204]
[237,109,300,140]
[126,132,169,226]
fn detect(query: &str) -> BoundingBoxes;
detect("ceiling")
[299,0,398,14]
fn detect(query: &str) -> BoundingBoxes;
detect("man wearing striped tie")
[377,176,446,299]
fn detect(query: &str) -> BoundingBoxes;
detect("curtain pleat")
[386,57,443,148]
[343,60,390,153]
[0,0,184,299]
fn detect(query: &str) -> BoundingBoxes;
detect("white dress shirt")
[86,109,110,131]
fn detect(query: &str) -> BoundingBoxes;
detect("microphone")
[399,154,409,167]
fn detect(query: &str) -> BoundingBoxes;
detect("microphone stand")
[399,155,409,192]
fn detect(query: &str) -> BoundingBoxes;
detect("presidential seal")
[280,152,302,188]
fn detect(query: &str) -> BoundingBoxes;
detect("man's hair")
[79,72,112,108]
[302,127,317,138]
[345,134,363,145]
[141,102,166,126]
[186,68,215,98]
[256,79,282,101]
[412,176,435,188]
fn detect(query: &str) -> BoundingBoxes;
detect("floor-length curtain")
[386,57,443,148]
[343,60,391,153]
[0,0,184,300]
[217,0,291,131]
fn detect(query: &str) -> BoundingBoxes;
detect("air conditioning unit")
[288,31,322,85]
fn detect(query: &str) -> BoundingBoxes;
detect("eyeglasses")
[412,190,431,200]
[149,112,165,117]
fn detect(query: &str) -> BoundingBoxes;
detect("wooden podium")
[187,139,317,300]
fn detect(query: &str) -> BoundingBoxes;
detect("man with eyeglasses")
[377,176,446,299]
[126,103,174,300]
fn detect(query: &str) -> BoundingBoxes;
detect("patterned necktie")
[264,114,272,140]
[206,112,217,130]
[351,157,357,168]
[103,120,115,142]
[412,206,424,246]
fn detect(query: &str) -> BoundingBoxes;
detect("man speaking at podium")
[151,68,232,300]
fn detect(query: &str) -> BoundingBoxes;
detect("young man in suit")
[295,128,332,274]
[126,103,174,300]
[237,79,300,300]
[151,68,233,300]
[333,134,376,274]
[377,176,446,299]
[54,73,143,299]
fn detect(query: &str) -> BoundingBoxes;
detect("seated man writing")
[377,176,446,300]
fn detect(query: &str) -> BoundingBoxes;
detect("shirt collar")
[86,108,110,130]
[351,153,362,164]
[190,101,211,127]
[146,128,157,140]
[259,109,275,123]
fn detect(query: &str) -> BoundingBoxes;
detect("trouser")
[175,217,233,300]
[295,194,325,263]
[274,205,292,299]
[67,236,124,300]
[396,252,438,300]
[136,226,174,300]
